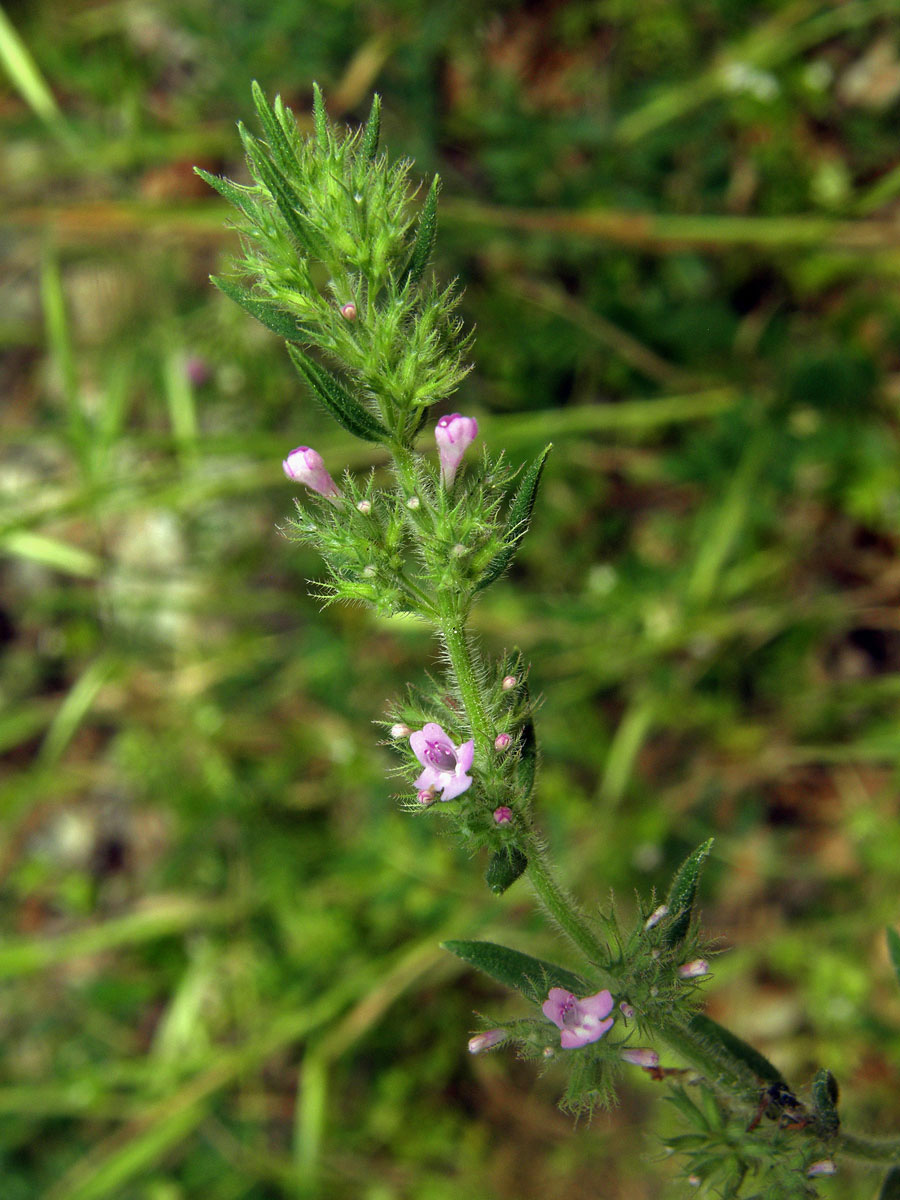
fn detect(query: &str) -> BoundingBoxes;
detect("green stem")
[438,602,492,756]
[836,1132,900,1166]
[524,844,610,969]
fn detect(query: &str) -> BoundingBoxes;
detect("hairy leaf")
[287,346,389,443]
[361,93,381,162]
[662,837,714,948]
[475,444,552,592]
[401,175,440,289]
[485,846,528,895]
[241,126,327,258]
[311,81,328,150]
[251,81,297,175]
[442,939,588,1005]
[687,1013,784,1086]
[193,167,257,219]
[210,276,303,341]
[811,1068,840,1134]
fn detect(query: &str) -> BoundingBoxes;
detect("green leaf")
[877,1167,900,1200]
[312,81,329,150]
[516,718,537,799]
[687,1013,784,1086]
[401,175,440,289]
[251,81,297,174]
[887,927,900,988]
[361,93,381,161]
[287,346,389,443]
[662,837,714,948]
[475,444,552,592]
[240,126,327,258]
[193,167,257,219]
[811,1068,840,1135]
[485,846,527,895]
[211,276,304,341]
[442,940,588,1005]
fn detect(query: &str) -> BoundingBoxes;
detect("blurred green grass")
[4,1,900,1196]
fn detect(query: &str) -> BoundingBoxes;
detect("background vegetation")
[4,1,900,1196]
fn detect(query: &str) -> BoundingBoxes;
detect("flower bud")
[807,1160,837,1178]
[678,959,710,979]
[644,904,669,930]
[621,1048,659,1068]
[282,446,341,501]
[494,732,511,751]
[619,1002,635,1018]
[501,675,517,691]
[340,302,357,320]
[356,499,372,514]
[493,806,513,826]
[435,413,478,487]
[467,1028,506,1054]
[406,495,420,510]
[417,787,436,806]
[390,723,411,739]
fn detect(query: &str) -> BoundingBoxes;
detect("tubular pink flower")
[621,1048,659,1068]
[542,987,615,1049]
[435,413,478,487]
[678,959,710,979]
[282,446,341,501]
[468,1029,506,1054]
[409,723,474,801]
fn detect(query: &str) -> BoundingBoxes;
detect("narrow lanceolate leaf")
[887,927,900,988]
[442,940,588,1005]
[516,718,537,799]
[287,346,389,443]
[193,168,258,220]
[401,175,441,289]
[211,276,303,341]
[251,81,297,174]
[475,444,552,592]
[661,837,714,949]
[878,1167,900,1200]
[485,846,528,895]
[361,93,381,162]
[312,82,329,150]
[811,1068,840,1134]
[241,126,327,258]
[686,1013,784,1086]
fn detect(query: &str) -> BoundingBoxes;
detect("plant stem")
[437,601,492,756]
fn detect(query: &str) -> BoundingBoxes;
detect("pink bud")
[678,959,710,979]
[619,1002,635,1019]
[390,723,411,738]
[807,1160,837,1178]
[501,675,517,691]
[621,1048,659,1068]
[417,787,436,806]
[282,446,341,501]
[340,302,357,320]
[494,732,511,751]
[468,1028,506,1054]
[435,413,478,487]
[356,499,372,514]
[644,904,669,930]
[493,806,513,826]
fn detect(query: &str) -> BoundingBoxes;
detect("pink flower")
[468,1029,506,1054]
[621,1048,659,1068]
[644,904,669,930]
[807,1160,837,1178]
[542,987,615,1049]
[409,723,474,801]
[435,413,478,487]
[678,959,710,979]
[340,302,357,320]
[282,446,341,501]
